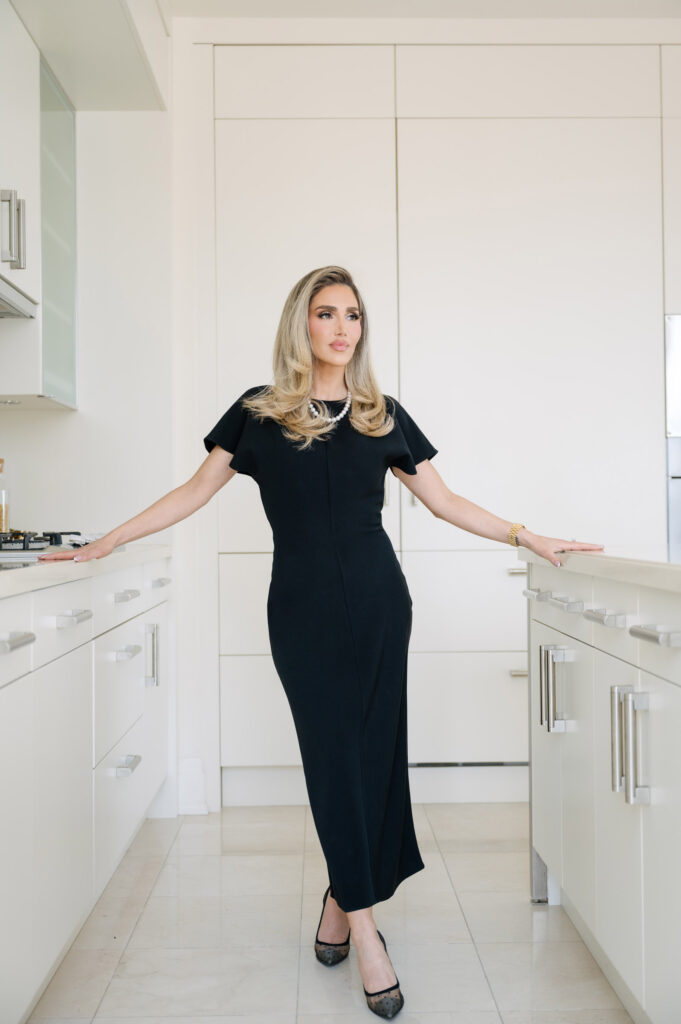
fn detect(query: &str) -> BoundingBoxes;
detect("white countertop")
[518,545,681,594]
[0,543,172,600]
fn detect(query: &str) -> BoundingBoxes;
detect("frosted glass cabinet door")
[40,60,77,408]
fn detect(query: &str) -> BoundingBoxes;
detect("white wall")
[0,111,173,540]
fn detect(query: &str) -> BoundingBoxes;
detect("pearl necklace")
[308,392,352,424]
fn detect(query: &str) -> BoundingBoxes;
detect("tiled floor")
[27,802,634,1024]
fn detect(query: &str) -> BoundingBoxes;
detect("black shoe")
[314,884,350,966]
[363,930,405,1019]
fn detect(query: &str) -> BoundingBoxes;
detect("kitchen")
[1,1,680,1022]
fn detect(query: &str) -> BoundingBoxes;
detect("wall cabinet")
[525,551,681,1024]
[0,548,172,1024]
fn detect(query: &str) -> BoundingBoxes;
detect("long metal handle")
[11,197,26,269]
[546,647,566,734]
[610,685,632,792]
[1,189,18,263]
[539,644,547,725]
[0,630,36,654]
[116,753,142,777]
[56,608,94,628]
[549,593,584,613]
[145,622,158,686]
[115,643,143,662]
[114,588,141,603]
[623,691,650,804]
[509,668,528,677]
[584,608,629,629]
[507,566,527,575]
[629,624,681,647]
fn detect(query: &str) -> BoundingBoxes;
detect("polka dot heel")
[363,930,405,1019]
[314,884,350,966]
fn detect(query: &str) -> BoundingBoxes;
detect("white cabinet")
[0,0,41,302]
[526,551,681,1024]
[0,549,172,1024]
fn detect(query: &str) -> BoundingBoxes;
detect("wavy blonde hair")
[241,266,395,451]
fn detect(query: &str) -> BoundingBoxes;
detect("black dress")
[204,386,439,913]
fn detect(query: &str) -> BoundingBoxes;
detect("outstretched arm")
[390,460,604,568]
[38,446,240,563]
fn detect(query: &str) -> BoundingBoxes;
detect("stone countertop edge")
[0,543,173,601]
[518,547,681,595]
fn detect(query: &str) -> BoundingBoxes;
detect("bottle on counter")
[0,457,7,533]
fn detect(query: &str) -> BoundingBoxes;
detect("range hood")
[0,275,38,318]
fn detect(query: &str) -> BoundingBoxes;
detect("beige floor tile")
[101,854,166,900]
[458,892,581,944]
[158,852,304,896]
[27,949,121,1019]
[95,1017,295,1024]
[221,804,306,825]
[476,942,626,1012]
[443,851,530,894]
[298,1013,502,1023]
[426,804,530,844]
[372,888,472,945]
[171,819,305,856]
[127,892,302,948]
[71,891,148,950]
[95,946,299,1016]
[125,818,182,858]
[501,1012,633,1024]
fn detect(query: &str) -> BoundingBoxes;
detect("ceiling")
[162,0,681,18]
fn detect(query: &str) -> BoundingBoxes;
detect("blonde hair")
[242,266,395,451]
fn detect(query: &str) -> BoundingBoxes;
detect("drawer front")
[93,714,148,898]
[408,651,529,763]
[588,576,639,664]
[31,577,94,669]
[93,618,146,766]
[634,585,681,686]
[92,564,146,633]
[142,557,173,605]
[526,564,594,646]
[0,592,35,687]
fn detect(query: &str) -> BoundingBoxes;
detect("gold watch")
[507,523,526,547]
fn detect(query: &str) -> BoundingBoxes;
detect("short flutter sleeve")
[385,394,439,476]
[203,385,263,477]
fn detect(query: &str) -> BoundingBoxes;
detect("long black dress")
[204,386,439,913]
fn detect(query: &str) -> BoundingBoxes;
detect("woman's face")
[307,284,362,369]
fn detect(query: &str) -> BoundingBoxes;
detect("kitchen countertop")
[519,544,681,594]
[0,542,172,600]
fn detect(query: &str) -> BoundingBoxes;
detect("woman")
[38,265,604,1019]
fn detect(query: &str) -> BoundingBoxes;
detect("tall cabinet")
[207,43,668,803]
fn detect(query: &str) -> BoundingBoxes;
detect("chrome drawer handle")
[55,608,93,629]
[610,684,632,792]
[115,643,143,662]
[583,608,629,629]
[0,630,36,654]
[114,588,141,603]
[145,622,158,686]
[629,624,681,647]
[549,593,584,613]
[151,576,172,588]
[509,668,528,677]
[116,754,142,777]
[523,588,552,602]
[507,566,527,575]
[0,189,18,263]
[623,691,649,805]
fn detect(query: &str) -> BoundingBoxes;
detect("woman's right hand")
[37,535,118,563]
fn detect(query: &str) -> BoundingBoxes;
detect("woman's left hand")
[522,531,604,568]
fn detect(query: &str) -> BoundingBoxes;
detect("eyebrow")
[314,304,360,312]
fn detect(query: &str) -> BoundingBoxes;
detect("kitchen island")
[519,546,681,1024]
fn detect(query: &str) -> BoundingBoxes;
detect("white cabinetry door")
[640,668,681,1024]
[397,115,664,552]
[593,650,644,1005]
[0,0,40,300]
[0,673,37,1024]
[32,643,93,987]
